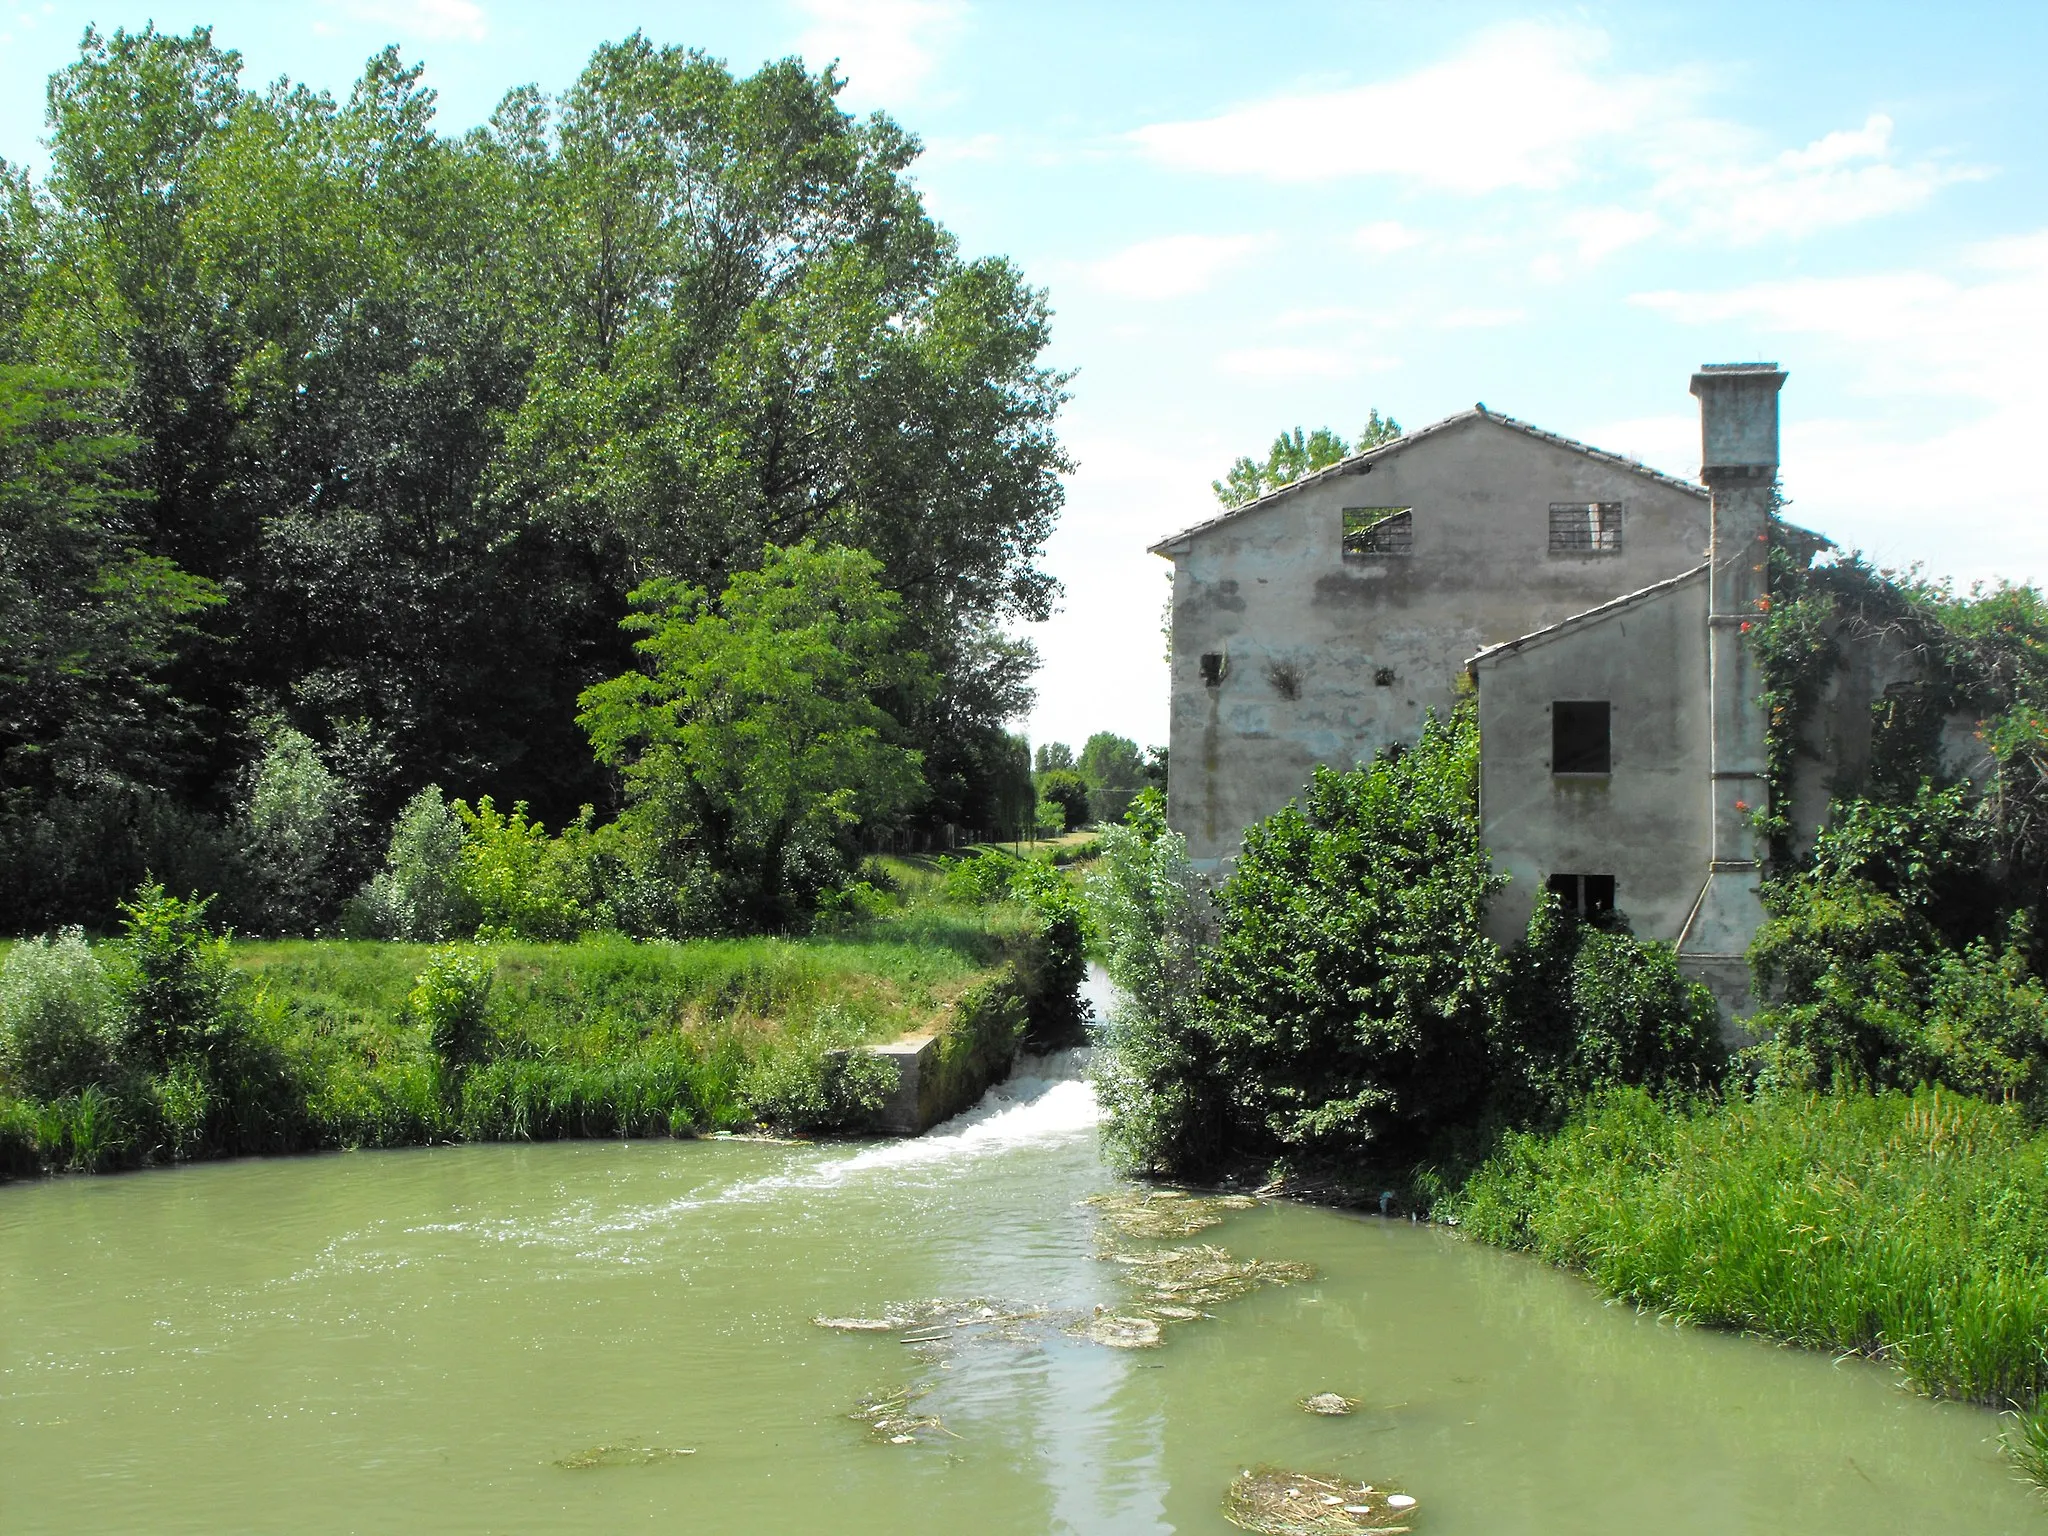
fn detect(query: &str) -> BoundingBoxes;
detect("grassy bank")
[1447,1085,2048,1475]
[0,852,1084,1178]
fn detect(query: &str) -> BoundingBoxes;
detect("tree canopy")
[1212,409,1401,510]
[0,25,1069,930]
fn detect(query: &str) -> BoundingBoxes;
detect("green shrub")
[345,785,473,941]
[1199,706,1504,1165]
[241,723,353,935]
[457,798,591,942]
[741,1005,897,1133]
[151,1058,214,1158]
[0,927,121,1098]
[1497,896,1725,1121]
[938,846,1025,905]
[118,883,242,1070]
[408,948,496,1067]
[1087,789,1225,1176]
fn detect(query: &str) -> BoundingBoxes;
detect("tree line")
[0,24,1071,934]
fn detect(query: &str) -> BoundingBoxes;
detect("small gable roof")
[1150,406,1707,557]
[1465,562,1710,673]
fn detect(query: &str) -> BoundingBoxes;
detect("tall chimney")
[1680,363,1785,987]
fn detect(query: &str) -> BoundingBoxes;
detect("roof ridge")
[1465,561,1710,669]
[1149,406,1706,555]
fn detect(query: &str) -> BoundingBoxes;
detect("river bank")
[0,856,1081,1177]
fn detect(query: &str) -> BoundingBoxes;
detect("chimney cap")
[1691,363,1785,472]
[1695,361,1782,375]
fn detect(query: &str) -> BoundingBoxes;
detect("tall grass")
[1451,1086,2048,1412]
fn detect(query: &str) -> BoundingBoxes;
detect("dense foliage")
[0,25,1069,934]
[1089,710,1725,1179]
[1745,537,2048,1109]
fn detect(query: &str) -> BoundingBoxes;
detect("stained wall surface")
[1472,570,1714,947]
[1158,414,1711,865]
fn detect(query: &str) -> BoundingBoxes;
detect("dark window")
[1343,507,1413,557]
[1546,873,1617,917]
[1200,652,1226,687]
[1373,666,1396,687]
[1549,501,1622,553]
[1552,701,1611,774]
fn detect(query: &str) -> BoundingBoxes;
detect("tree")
[0,366,218,804]
[1079,732,1146,827]
[1212,409,1402,510]
[578,541,930,928]
[1035,768,1091,832]
[1035,741,1074,773]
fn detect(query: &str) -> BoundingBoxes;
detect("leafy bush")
[938,846,1026,905]
[345,785,473,941]
[1087,790,1222,1175]
[456,798,590,942]
[740,1006,898,1133]
[1497,896,1725,1122]
[0,928,121,1098]
[1199,707,1505,1165]
[408,948,496,1068]
[240,723,353,935]
[118,883,242,1070]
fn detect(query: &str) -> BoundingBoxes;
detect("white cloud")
[1655,115,1978,244]
[1088,233,1272,300]
[1437,306,1524,330]
[333,0,487,41]
[796,0,966,105]
[1133,23,1682,192]
[1130,23,1969,251]
[1352,220,1425,255]
[1631,233,2048,585]
[1215,346,1364,380]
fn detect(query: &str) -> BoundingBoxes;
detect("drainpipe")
[1678,363,1784,1016]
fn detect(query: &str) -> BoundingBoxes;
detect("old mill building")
[1152,364,1978,1016]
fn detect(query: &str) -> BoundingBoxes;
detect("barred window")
[1343,507,1413,557]
[1548,501,1622,553]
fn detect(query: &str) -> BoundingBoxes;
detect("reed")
[1451,1086,2048,1462]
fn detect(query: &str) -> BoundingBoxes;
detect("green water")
[1,1054,2039,1534]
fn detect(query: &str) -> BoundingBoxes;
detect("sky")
[4,2,2045,754]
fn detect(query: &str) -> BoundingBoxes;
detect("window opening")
[1546,873,1617,917]
[1552,700,1611,774]
[1373,666,1396,687]
[1200,652,1227,688]
[1343,507,1413,558]
[1549,502,1622,553]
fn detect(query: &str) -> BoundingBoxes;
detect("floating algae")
[1084,1188,1260,1241]
[1108,1244,1317,1313]
[1300,1393,1358,1416]
[554,1445,696,1469]
[1073,1309,1164,1349]
[815,1298,1049,1351]
[850,1383,957,1445]
[1222,1467,1418,1534]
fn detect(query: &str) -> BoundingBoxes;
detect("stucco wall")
[1474,570,1714,947]
[1160,415,1712,865]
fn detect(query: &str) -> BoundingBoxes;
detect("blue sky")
[4,2,2044,753]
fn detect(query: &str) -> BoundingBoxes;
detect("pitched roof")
[1465,562,1710,672]
[1149,405,1709,556]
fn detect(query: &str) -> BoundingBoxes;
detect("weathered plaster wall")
[1474,570,1714,948]
[1162,416,1712,865]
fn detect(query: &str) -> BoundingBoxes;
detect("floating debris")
[814,1298,1048,1348]
[850,1383,956,1445]
[1108,1243,1317,1313]
[1300,1393,1358,1416]
[1073,1310,1165,1349]
[554,1445,696,1469]
[1222,1467,1417,1534]
[1085,1188,1260,1241]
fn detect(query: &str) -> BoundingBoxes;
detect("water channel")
[3,1012,2041,1531]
